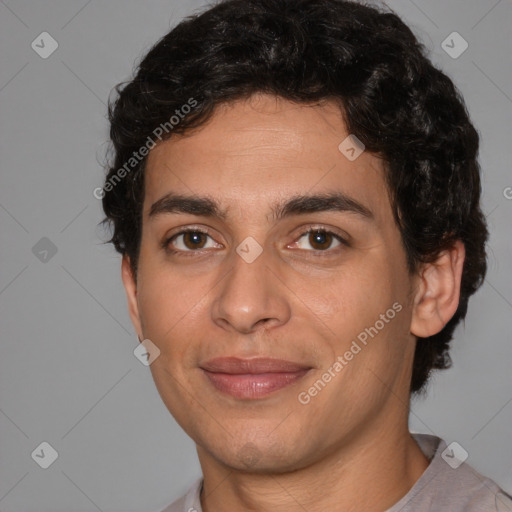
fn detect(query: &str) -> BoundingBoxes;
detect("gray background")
[0,0,510,511]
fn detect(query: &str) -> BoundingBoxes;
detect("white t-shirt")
[160,434,512,512]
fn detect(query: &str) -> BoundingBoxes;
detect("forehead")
[143,94,391,223]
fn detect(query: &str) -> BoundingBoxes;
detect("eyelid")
[165,225,216,240]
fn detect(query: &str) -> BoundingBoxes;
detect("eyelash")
[163,225,349,258]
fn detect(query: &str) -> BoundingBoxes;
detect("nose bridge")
[211,242,290,333]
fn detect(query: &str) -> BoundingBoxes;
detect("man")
[100,0,511,510]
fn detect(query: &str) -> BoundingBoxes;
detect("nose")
[211,246,291,334]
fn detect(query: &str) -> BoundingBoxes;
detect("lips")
[200,357,312,399]
[201,357,311,374]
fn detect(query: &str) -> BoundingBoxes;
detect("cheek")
[303,257,398,343]
[135,265,210,360]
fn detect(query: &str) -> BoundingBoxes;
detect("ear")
[410,240,465,338]
[121,254,143,341]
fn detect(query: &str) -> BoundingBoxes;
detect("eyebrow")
[148,191,373,222]
[271,192,373,221]
[149,193,228,220]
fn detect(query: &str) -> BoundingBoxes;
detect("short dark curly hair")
[101,0,488,394]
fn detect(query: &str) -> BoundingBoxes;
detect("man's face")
[123,94,419,472]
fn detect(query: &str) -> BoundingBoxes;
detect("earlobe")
[121,255,143,340]
[410,240,465,338]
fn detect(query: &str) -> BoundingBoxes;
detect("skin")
[122,94,465,511]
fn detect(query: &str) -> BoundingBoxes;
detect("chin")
[203,435,315,474]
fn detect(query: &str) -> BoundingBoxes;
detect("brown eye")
[292,228,345,252]
[167,229,220,252]
[308,230,334,250]
[182,231,207,249]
